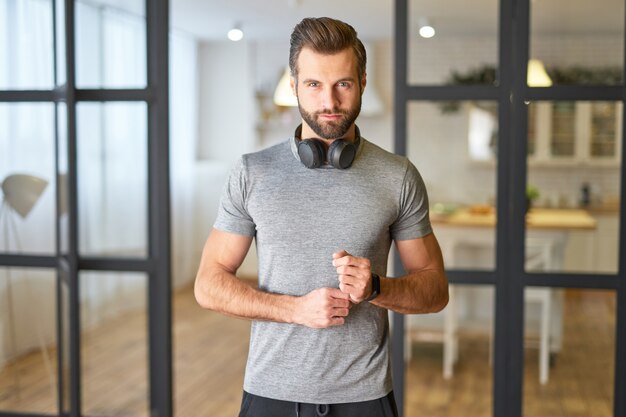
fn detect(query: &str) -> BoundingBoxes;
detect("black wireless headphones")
[295,125,360,169]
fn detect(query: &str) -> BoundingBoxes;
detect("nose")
[320,86,339,110]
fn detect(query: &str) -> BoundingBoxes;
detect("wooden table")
[407,206,596,383]
[435,206,597,230]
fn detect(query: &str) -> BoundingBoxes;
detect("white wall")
[194,40,260,276]
[197,41,257,161]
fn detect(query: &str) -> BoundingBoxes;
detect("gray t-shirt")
[214,135,432,404]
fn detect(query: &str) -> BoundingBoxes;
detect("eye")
[307,82,319,88]
[337,81,351,88]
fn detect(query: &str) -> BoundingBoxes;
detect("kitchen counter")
[432,206,597,230]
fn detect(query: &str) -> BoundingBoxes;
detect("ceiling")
[170,0,625,42]
[170,0,394,41]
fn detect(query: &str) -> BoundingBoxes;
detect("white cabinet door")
[592,214,620,274]
[562,213,619,273]
[527,101,622,166]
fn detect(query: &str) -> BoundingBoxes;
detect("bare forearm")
[195,266,351,328]
[372,269,449,314]
[195,268,297,323]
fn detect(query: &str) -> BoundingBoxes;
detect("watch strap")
[365,273,381,302]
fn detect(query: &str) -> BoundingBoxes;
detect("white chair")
[405,235,560,384]
[523,237,558,385]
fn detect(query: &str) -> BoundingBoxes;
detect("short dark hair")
[289,17,367,82]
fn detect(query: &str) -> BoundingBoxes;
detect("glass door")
[0,0,171,416]
[394,0,626,417]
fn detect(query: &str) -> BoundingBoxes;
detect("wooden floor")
[0,287,615,417]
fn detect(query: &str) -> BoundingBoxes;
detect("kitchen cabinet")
[468,102,623,165]
[563,212,620,273]
[527,101,623,166]
[593,214,620,273]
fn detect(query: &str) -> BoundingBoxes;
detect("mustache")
[315,109,348,116]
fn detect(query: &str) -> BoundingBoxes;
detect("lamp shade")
[1,174,48,218]
[527,59,552,87]
[273,67,298,107]
[360,42,384,117]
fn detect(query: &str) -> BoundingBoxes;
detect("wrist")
[283,294,300,324]
[365,273,381,302]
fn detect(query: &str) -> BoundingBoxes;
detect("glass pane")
[0,0,54,90]
[408,101,498,271]
[59,269,70,414]
[523,288,615,416]
[526,101,621,274]
[76,0,146,89]
[77,102,148,257]
[528,103,537,156]
[0,103,56,255]
[530,0,624,86]
[408,0,499,85]
[405,284,494,416]
[81,271,148,417]
[591,102,619,157]
[0,267,58,413]
[169,27,251,417]
[173,281,250,417]
[55,0,66,86]
[57,103,69,255]
[551,102,576,157]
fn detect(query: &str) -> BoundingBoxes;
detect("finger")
[338,273,354,283]
[326,287,351,300]
[339,281,367,302]
[332,307,350,317]
[336,265,368,277]
[338,282,353,295]
[327,317,345,327]
[339,281,366,299]
[333,255,370,269]
[339,274,366,289]
[339,271,369,289]
[330,290,352,306]
[332,255,351,267]
[332,249,349,258]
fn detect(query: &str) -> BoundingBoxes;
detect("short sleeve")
[390,161,432,240]
[213,157,257,236]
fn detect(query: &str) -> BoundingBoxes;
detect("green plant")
[526,185,540,201]
[439,65,623,114]
[526,185,540,212]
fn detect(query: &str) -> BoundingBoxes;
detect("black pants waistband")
[238,391,399,417]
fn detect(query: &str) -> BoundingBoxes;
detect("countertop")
[432,206,597,230]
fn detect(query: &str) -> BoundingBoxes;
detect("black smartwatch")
[365,273,381,302]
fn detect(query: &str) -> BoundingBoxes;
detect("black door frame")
[0,0,172,416]
[392,0,626,416]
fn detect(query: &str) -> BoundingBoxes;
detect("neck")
[300,123,356,145]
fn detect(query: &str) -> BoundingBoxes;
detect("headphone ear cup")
[298,139,325,169]
[328,140,357,169]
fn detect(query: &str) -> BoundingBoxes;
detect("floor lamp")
[1,173,53,400]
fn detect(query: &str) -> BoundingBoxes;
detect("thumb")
[332,249,350,259]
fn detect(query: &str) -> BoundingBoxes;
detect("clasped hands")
[295,250,374,328]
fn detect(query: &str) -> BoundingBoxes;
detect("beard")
[297,95,362,140]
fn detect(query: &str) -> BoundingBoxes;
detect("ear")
[360,72,367,95]
[290,76,296,96]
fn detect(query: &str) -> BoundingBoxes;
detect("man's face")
[291,47,366,140]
